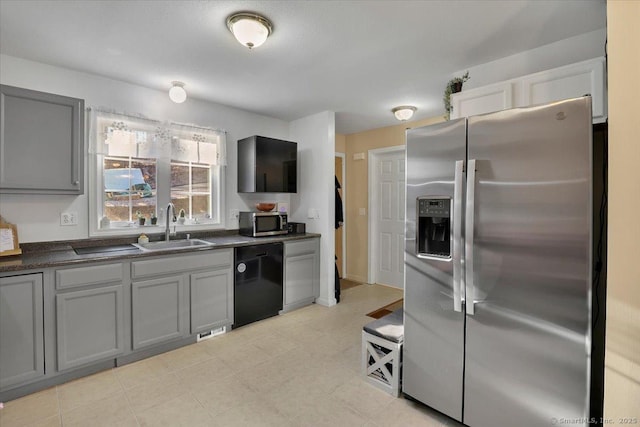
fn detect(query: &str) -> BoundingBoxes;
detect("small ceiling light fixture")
[392,105,417,121]
[226,12,273,49]
[169,81,187,104]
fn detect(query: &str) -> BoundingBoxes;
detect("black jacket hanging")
[335,176,344,229]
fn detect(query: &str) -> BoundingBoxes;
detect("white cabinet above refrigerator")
[450,57,606,123]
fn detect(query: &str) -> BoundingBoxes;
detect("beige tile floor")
[0,284,463,427]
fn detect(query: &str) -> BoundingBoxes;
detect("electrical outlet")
[229,209,239,220]
[60,212,78,226]
[277,202,289,213]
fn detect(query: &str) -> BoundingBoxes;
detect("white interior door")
[371,149,405,288]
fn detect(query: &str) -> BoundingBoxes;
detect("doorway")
[335,153,346,278]
[368,146,405,289]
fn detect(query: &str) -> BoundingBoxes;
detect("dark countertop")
[0,231,320,273]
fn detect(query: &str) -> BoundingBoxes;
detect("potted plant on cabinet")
[150,212,157,225]
[136,211,146,226]
[178,209,186,225]
[443,71,470,120]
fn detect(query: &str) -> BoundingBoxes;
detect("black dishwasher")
[234,243,283,328]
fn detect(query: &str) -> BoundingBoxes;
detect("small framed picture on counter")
[0,218,22,257]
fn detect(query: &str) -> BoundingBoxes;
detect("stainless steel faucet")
[165,203,176,241]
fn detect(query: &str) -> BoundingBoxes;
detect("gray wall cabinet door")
[56,285,124,371]
[132,276,186,350]
[190,268,233,334]
[0,85,84,194]
[0,274,44,390]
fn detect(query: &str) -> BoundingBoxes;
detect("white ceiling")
[0,0,606,134]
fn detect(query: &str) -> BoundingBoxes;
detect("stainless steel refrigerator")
[403,97,592,427]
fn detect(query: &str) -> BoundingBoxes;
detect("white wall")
[455,28,606,89]
[0,54,291,242]
[289,111,336,307]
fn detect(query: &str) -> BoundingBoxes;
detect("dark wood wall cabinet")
[237,135,297,193]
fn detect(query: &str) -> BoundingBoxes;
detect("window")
[170,162,213,221]
[89,109,226,236]
[104,156,157,223]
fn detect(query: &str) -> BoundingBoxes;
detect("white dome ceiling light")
[169,81,187,104]
[226,12,273,49]
[392,105,417,121]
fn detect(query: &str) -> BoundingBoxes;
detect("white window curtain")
[88,108,170,159]
[169,121,226,165]
[88,109,226,163]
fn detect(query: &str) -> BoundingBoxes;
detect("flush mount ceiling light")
[169,81,187,104]
[226,12,273,49]
[392,105,417,121]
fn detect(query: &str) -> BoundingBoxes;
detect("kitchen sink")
[133,239,214,252]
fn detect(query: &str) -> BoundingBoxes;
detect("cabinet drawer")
[285,238,319,257]
[56,263,123,290]
[131,249,232,279]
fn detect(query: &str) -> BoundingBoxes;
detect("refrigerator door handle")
[453,160,464,312]
[465,159,477,315]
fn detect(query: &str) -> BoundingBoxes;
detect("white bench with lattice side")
[361,308,404,396]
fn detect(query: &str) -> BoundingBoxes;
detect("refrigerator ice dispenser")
[417,197,451,258]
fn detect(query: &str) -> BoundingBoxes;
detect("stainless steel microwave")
[239,212,288,237]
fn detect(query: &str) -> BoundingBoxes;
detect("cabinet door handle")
[73,180,80,185]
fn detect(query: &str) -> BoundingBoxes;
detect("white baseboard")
[345,274,368,283]
[315,296,337,307]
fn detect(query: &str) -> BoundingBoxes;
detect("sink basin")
[133,239,213,252]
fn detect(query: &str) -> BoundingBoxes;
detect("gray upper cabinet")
[0,274,45,390]
[0,85,84,194]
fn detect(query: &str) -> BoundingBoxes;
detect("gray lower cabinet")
[0,273,45,390]
[190,268,233,334]
[55,263,125,371]
[131,275,187,350]
[0,242,320,399]
[283,238,320,312]
[56,285,124,371]
[131,249,233,346]
[0,84,84,194]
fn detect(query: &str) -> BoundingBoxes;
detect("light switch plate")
[60,212,78,226]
